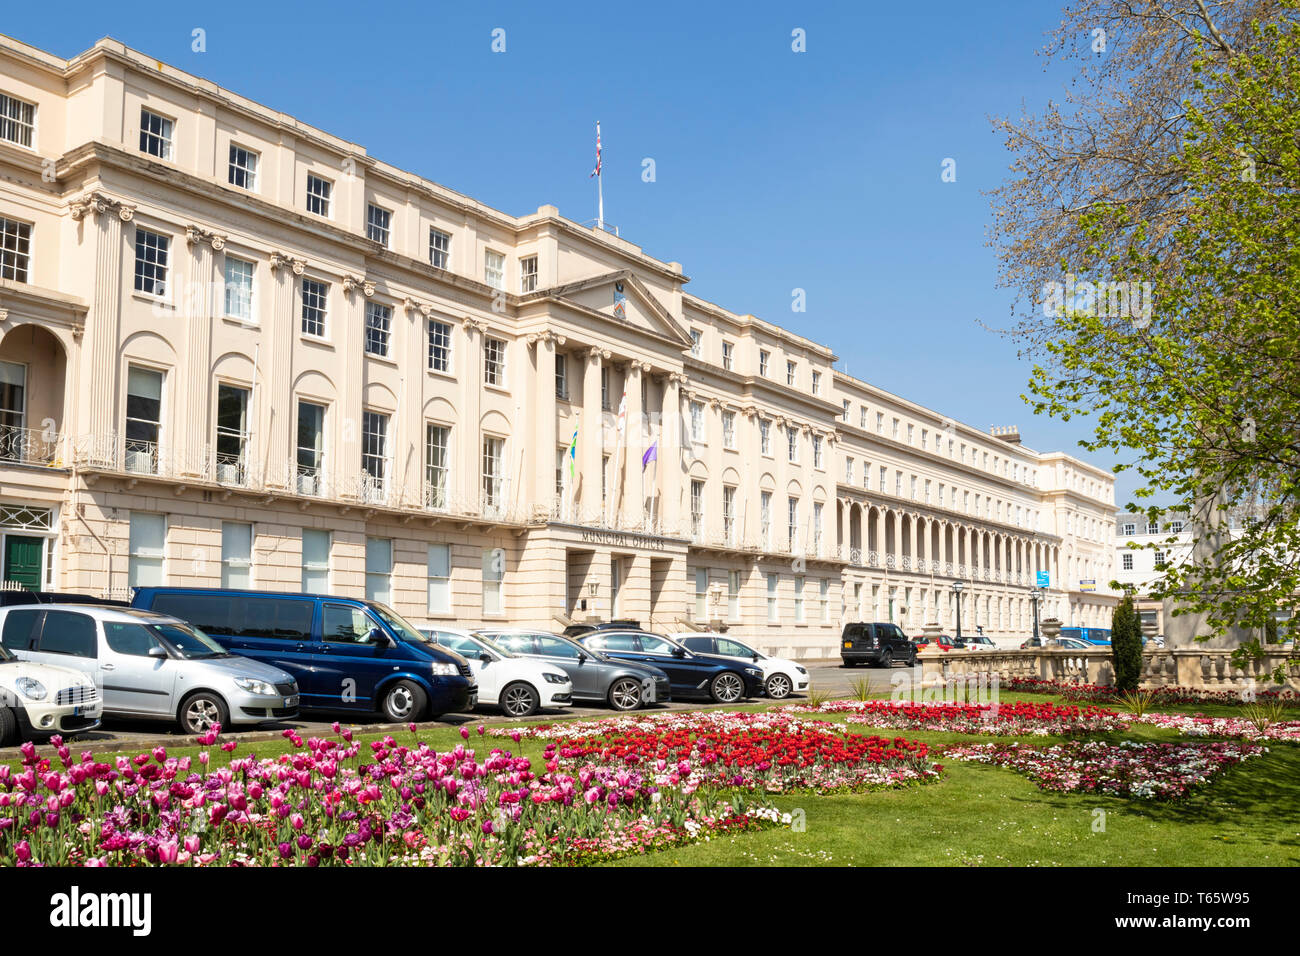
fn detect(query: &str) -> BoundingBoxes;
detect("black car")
[576,629,764,703]
[841,622,918,668]
[562,619,642,638]
[479,628,672,710]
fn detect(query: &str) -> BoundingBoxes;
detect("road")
[0,660,922,758]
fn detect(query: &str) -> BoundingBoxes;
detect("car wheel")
[0,706,16,746]
[380,680,428,723]
[709,672,745,703]
[765,673,793,700]
[607,677,643,711]
[500,681,540,718]
[179,692,229,736]
[880,650,893,669]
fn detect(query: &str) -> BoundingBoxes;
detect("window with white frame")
[301,529,330,593]
[1147,521,1159,535]
[520,255,538,292]
[365,537,392,603]
[296,400,325,493]
[760,491,772,549]
[924,479,932,504]
[1169,520,1184,534]
[787,497,799,550]
[759,350,770,377]
[813,435,823,469]
[306,173,332,217]
[429,228,451,268]
[728,569,740,620]
[223,256,254,321]
[483,337,506,386]
[860,406,868,429]
[482,436,505,509]
[482,549,505,614]
[139,108,173,159]
[128,512,166,587]
[125,366,164,473]
[759,419,771,455]
[895,471,903,496]
[1154,550,1167,569]
[689,329,702,357]
[427,319,452,372]
[811,370,821,395]
[555,353,568,398]
[1121,553,1133,571]
[0,217,32,283]
[689,402,704,443]
[721,341,734,371]
[425,424,450,508]
[361,411,389,496]
[842,399,850,422]
[813,501,824,554]
[722,410,736,449]
[221,521,253,588]
[601,366,610,409]
[723,485,737,544]
[845,457,854,483]
[786,360,797,386]
[921,428,928,450]
[0,92,36,148]
[228,144,258,190]
[365,301,392,357]
[766,573,779,622]
[820,578,830,622]
[366,204,392,247]
[427,543,451,614]
[863,462,870,489]
[133,228,170,297]
[880,465,887,490]
[690,479,705,537]
[484,250,505,290]
[214,383,250,482]
[301,278,328,337]
[787,426,798,463]
[794,575,805,622]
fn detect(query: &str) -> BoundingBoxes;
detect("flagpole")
[596,120,604,232]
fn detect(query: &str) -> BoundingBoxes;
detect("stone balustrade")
[917,645,1299,691]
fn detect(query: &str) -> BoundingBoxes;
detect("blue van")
[131,588,476,722]
[1059,626,1112,645]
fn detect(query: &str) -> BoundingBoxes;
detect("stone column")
[839,499,848,557]
[340,276,374,499]
[70,192,135,448]
[582,348,607,522]
[531,334,558,518]
[622,361,646,526]
[661,373,684,533]
[264,253,305,488]
[179,226,225,477]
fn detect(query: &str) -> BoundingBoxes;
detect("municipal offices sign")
[578,528,672,551]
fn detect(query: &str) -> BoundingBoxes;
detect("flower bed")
[1132,712,1300,742]
[784,699,1127,736]
[943,739,1262,799]
[491,711,942,794]
[0,725,789,867]
[1006,678,1300,707]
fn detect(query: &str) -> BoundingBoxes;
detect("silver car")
[0,604,299,734]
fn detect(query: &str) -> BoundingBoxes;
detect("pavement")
[0,660,921,760]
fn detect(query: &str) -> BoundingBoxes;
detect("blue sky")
[4,0,1139,504]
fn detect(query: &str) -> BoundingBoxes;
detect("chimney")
[990,425,1022,444]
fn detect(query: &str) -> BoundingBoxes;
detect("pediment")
[534,270,693,347]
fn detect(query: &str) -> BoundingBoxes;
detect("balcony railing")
[0,425,63,466]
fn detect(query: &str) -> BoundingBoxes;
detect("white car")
[424,627,573,717]
[960,635,999,651]
[669,632,809,699]
[0,640,102,743]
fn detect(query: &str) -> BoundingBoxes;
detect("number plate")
[284,696,299,708]
[843,642,852,648]
[73,705,85,717]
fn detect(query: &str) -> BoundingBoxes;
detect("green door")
[2,535,43,590]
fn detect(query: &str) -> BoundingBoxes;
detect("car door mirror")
[367,627,392,648]
[577,653,588,664]
[479,654,492,665]
[672,647,686,658]
[147,645,167,659]
[752,653,760,662]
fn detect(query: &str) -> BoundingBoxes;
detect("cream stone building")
[0,35,1118,656]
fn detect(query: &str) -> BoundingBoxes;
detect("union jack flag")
[590,122,602,178]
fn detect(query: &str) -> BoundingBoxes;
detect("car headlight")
[431,662,459,676]
[795,666,807,675]
[15,678,47,700]
[543,672,569,685]
[234,677,276,696]
[744,667,762,678]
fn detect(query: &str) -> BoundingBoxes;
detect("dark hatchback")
[840,622,918,668]
[575,629,764,703]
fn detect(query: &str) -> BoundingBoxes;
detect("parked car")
[913,634,955,651]
[131,588,476,723]
[561,619,642,638]
[669,632,809,699]
[0,603,294,734]
[575,629,763,703]
[1059,627,1112,645]
[422,627,572,717]
[959,635,999,650]
[1047,636,1093,650]
[0,631,102,743]
[841,622,918,667]
[480,629,672,710]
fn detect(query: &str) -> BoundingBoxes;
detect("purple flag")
[642,440,658,471]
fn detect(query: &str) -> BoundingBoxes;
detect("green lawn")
[12,691,1299,866]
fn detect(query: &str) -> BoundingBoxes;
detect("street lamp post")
[1030,587,1044,645]
[951,581,964,641]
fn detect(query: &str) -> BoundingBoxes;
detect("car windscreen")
[369,603,440,649]
[154,622,230,659]
[469,632,516,658]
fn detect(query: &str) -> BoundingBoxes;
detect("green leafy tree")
[1111,593,1144,692]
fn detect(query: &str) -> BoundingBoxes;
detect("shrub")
[1111,593,1144,692]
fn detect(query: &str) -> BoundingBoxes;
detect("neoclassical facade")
[0,36,1117,656]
